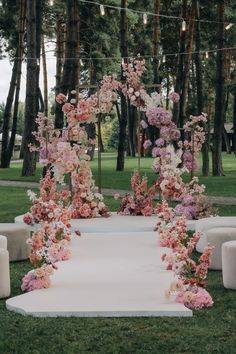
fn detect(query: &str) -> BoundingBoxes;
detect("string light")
[80,59,84,66]
[205,51,209,59]
[143,13,147,25]
[78,0,236,27]
[182,20,186,31]
[100,4,105,16]
[37,58,40,66]
[49,0,54,6]
[10,46,236,62]
[162,55,166,63]
[225,23,233,30]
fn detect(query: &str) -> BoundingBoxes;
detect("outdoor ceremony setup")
[2,60,218,316]
[0,0,236,353]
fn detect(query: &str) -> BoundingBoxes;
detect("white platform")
[15,213,196,233]
[6,231,192,317]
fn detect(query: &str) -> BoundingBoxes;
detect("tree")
[194,0,209,176]
[212,0,225,176]
[116,0,128,171]
[0,0,26,168]
[22,0,42,176]
[54,0,80,129]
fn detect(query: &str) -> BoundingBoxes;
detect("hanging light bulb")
[182,20,186,31]
[225,23,233,30]
[162,55,166,63]
[205,51,209,59]
[100,4,105,16]
[49,0,54,6]
[143,13,148,25]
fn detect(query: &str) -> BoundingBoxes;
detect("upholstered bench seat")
[195,217,236,253]
[222,240,236,290]
[0,223,30,261]
[205,227,236,270]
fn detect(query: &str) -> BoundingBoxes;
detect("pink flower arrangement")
[176,287,213,310]
[156,200,214,310]
[118,170,156,216]
[70,162,109,218]
[21,264,54,292]
[168,92,180,103]
[175,177,216,220]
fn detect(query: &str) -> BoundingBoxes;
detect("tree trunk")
[41,35,48,117]
[55,14,64,96]
[0,58,18,167]
[153,0,160,88]
[54,0,79,128]
[179,0,196,128]
[212,0,225,176]
[194,0,209,176]
[116,0,128,171]
[223,127,231,153]
[22,0,41,176]
[222,49,231,154]
[233,89,236,155]
[1,0,26,168]
[173,0,187,124]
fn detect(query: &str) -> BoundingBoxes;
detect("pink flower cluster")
[175,177,216,220]
[178,114,207,173]
[21,264,54,292]
[118,170,156,216]
[22,173,76,292]
[23,172,71,226]
[122,58,146,107]
[156,201,214,310]
[70,161,109,218]
[146,106,180,142]
[168,91,180,103]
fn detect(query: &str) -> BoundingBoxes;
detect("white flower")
[94,193,103,201]
[27,190,36,201]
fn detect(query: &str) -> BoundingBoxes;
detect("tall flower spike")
[100,4,105,16]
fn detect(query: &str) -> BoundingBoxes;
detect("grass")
[0,182,236,353]
[1,152,236,196]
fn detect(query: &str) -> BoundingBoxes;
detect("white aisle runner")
[6,230,192,317]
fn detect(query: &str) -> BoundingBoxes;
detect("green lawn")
[1,152,236,196]
[0,186,236,353]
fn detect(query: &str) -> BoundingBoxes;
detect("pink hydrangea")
[168,92,180,103]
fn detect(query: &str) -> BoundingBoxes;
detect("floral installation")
[22,172,76,292]
[178,113,207,173]
[155,200,214,310]
[70,161,109,218]
[117,169,156,216]
[21,264,54,292]
[22,217,73,292]
[175,177,217,220]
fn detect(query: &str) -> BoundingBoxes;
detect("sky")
[0,45,56,104]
